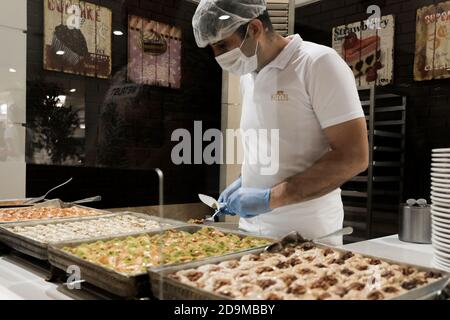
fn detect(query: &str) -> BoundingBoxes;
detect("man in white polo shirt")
[193,0,368,244]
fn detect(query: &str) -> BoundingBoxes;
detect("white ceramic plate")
[433,238,450,251]
[432,211,450,221]
[433,233,450,245]
[435,249,450,261]
[433,225,450,237]
[432,182,450,189]
[432,219,450,230]
[431,177,450,185]
[433,229,450,240]
[432,213,450,223]
[431,172,450,179]
[432,212,450,223]
[431,195,450,203]
[434,234,450,245]
[433,158,450,163]
[433,258,450,271]
[434,246,450,260]
[431,203,450,211]
[432,168,450,173]
[434,253,450,264]
[432,153,450,157]
[431,186,450,193]
[431,198,450,208]
[432,163,450,168]
[433,148,450,153]
[433,217,450,227]
[432,205,450,213]
[434,255,450,268]
[431,191,450,199]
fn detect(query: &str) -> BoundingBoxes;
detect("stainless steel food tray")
[0,201,110,225]
[0,212,188,261]
[148,243,450,300]
[47,225,275,298]
[0,198,33,208]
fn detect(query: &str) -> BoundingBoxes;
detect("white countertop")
[0,235,438,300]
[340,235,434,268]
[0,253,109,300]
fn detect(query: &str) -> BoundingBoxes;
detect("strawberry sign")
[332,15,395,87]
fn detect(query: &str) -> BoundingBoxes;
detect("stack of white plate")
[431,148,450,271]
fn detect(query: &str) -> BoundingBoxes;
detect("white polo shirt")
[239,34,364,244]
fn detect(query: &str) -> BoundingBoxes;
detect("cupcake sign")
[332,15,395,87]
[414,1,450,81]
[43,0,112,79]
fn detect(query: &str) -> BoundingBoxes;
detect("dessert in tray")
[4,214,172,243]
[62,227,271,275]
[169,242,444,300]
[0,206,103,223]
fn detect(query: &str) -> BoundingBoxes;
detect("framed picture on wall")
[332,15,395,87]
[128,15,182,89]
[414,1,450,81]
[43,0,112,79]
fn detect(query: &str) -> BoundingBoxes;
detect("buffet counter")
[0,235,436,300]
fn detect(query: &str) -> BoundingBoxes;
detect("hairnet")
[192,0,267,48]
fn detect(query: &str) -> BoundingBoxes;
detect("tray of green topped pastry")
[0,212,188,261]
[47,226,273,298]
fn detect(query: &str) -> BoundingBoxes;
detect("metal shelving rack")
[342,85,406,243]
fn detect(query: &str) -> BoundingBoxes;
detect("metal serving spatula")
[198,194,222,222]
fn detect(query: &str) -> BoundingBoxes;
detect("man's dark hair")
[236,10,274,39]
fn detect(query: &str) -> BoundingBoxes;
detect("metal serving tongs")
[24,177,73,205]
[265,227,354,253]
[33,196,102,208]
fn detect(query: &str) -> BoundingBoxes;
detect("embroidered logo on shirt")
[271,90,289,102]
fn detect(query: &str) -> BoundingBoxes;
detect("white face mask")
[215,27,259,76]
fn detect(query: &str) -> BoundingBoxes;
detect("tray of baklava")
[47,226,274,298]
[0,212,187,260]
[148,240,450,300]
[0,198,34,208]
[0,201,109,225]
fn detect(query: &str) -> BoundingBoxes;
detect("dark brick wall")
[296,0,450,202]
[26,0,222,207]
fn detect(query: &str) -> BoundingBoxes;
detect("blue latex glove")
[218,177,242,204]
[217,177,242,216]
[225,187,272,218]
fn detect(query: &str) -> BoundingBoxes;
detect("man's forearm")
[269,149,367,209]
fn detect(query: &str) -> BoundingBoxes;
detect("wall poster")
[44,0,112,79]
[414,1,450,81]
[128,15,182,89]
[332,15,395,87]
